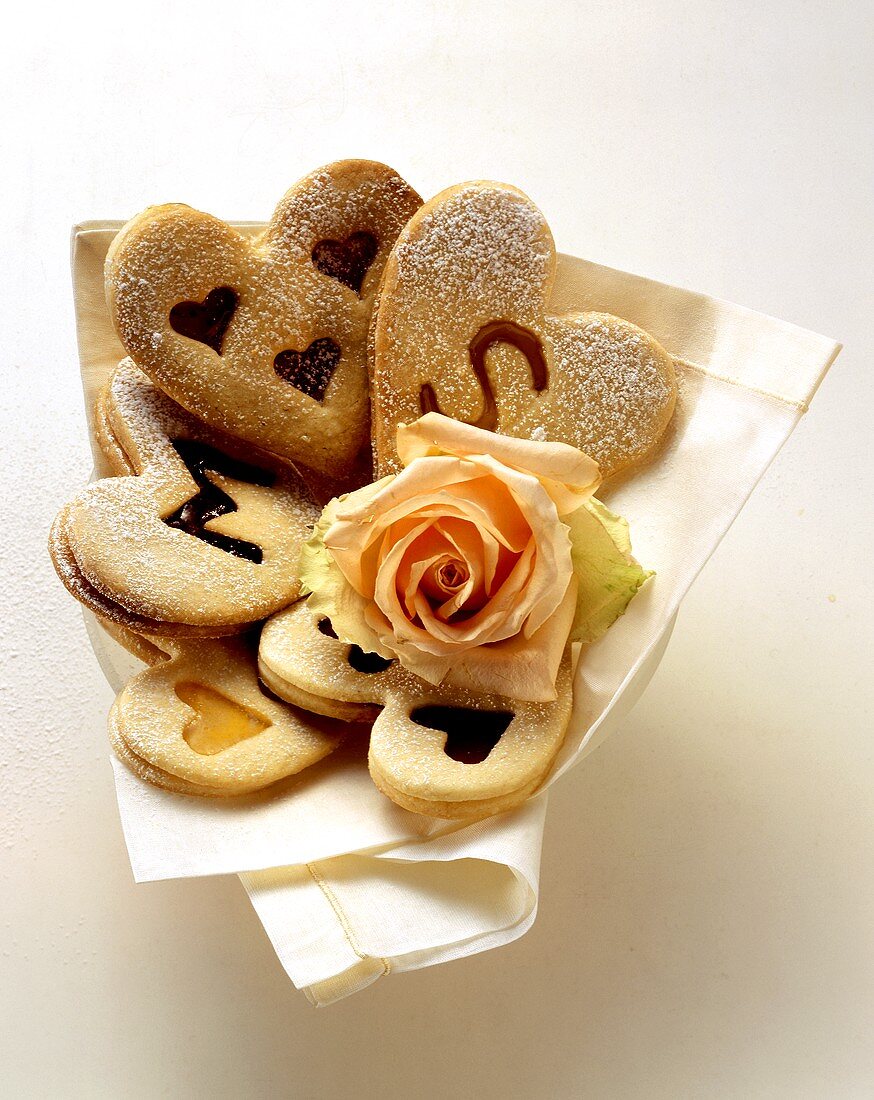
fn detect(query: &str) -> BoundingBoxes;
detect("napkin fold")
[73,222,839,1004]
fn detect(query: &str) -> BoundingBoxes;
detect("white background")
[2,1,872,1095]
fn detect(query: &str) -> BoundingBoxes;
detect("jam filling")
[176,682,269,755]
[164,439,274,563]
[312,231,378,294]
[169,287,238,354]
[274,338,341,401]
[411,705,514,764]
[419,320,548,430]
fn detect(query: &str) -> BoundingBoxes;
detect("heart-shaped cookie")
[370,181,677,478]
[258,600,572,819]
[105,160,421,493]
[99,617,346,796]
[50,359,318,635]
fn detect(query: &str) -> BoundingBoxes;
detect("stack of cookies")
[50,160,677,819]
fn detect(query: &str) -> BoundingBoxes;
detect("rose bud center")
[436,558,468,592]
[421,554,470,601]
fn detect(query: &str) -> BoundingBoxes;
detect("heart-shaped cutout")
[176,681,269,755]
[316,619,393,675]
[273,338,341,402]
[411,705,514,764]
[312,231,378,294]
[169,287,238,354]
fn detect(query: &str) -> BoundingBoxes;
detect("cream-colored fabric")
[73,222,839,1005]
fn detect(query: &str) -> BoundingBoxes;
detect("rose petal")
[437,516,501,593]
[417,554,481,621]
[445,578,578,701]
[369,458,572,649]
[397,412,601,515]
[396,524,454,618]
[324,459,530,593]
[372,516,435,622]
[367,458,530,542]
[394,578,577,702]
[429,556,470,596]
[395,527,484,621]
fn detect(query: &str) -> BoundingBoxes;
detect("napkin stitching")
[674,357,810,411]
[306,862,392,978]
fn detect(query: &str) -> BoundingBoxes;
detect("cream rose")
[299,414,646,702]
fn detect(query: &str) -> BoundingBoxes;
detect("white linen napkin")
[72,222,839,1005]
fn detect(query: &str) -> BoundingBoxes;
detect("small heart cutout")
[273,338,341,402]
[175,681,269,755]
[411,705,514,764]
[169,287,238,354]
[312,231,378,294]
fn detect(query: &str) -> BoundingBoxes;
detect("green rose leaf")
[298,496,342,601]
[567,498,653,644]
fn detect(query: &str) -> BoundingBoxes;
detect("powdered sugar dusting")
[372,182,676,478]
[548,313,676,470]
[110,634,342,795]
[392,185,551,320]
[107,161,421,482]
[55,360,321,628]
